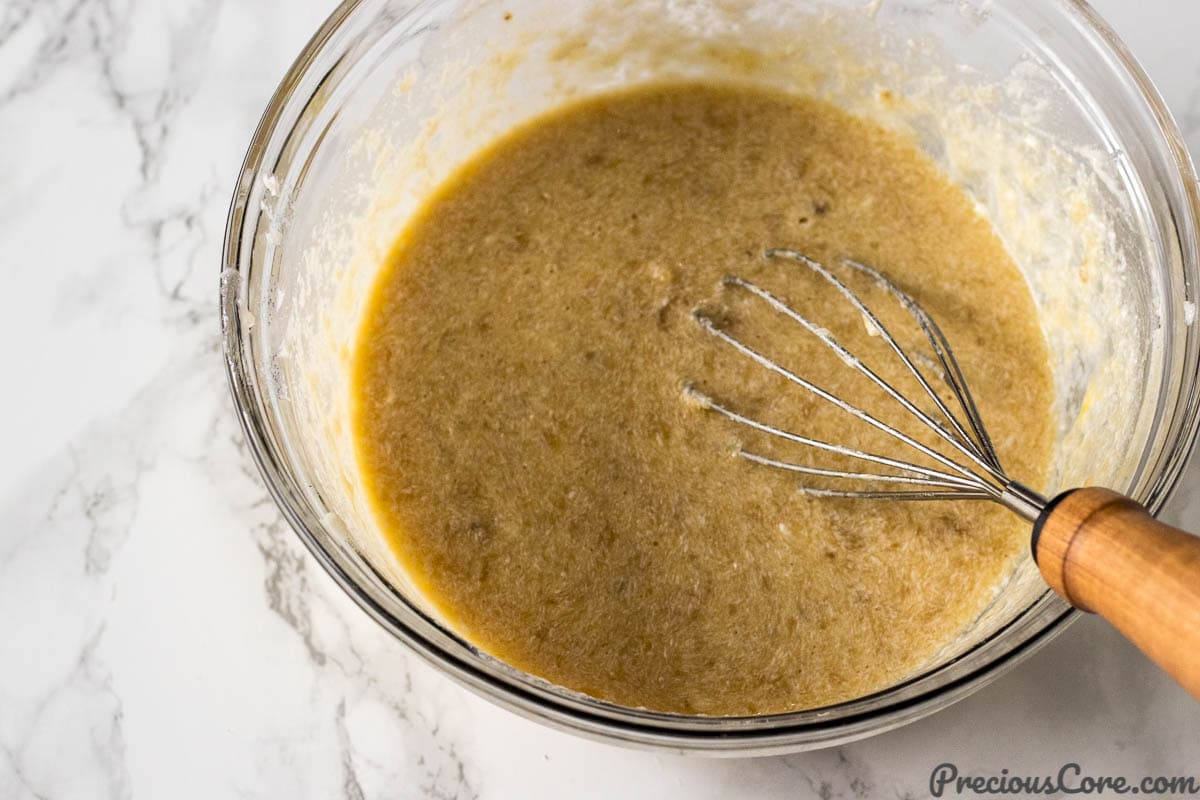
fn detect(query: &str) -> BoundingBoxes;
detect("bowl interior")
[223,0,1200,752]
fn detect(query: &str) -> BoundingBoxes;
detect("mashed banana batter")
[352,83,1053,715]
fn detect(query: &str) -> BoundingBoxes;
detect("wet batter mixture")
[352,83,1054,715]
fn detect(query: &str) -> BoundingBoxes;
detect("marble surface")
[2,0,1199,797]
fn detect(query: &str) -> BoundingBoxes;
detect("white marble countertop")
[2,1,1199,798]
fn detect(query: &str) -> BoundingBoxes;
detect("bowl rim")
[220,0,1200,751]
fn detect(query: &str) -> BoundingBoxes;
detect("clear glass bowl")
[221,0,1200,753]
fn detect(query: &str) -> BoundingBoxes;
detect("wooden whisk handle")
[1033,487,1200,699]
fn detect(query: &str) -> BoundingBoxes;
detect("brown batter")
[351,83,1054,715]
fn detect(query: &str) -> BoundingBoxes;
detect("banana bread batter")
[352,83,1054,715]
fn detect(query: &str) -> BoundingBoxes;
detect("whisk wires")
[689,250,1045,518]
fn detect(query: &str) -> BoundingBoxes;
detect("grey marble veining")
[1,1,1198,798]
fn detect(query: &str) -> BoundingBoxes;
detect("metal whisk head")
[687,249,1047,522]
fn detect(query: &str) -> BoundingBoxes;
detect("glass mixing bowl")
[221,0,1200,753]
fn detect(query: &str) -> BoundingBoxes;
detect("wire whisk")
[684,248,1200,700]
